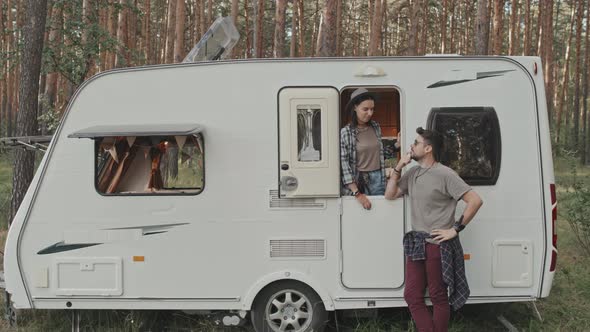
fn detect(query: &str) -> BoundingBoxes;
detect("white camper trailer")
[4,56,557,331]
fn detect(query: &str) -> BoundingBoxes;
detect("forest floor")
[0,153,587,331]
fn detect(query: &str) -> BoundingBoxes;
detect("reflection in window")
[96,134,204,195]
[428,107,501,185]
[297,105,322,162]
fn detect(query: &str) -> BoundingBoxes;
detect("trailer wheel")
[251,281,327,332]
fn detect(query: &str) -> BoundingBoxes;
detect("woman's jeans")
[358,169,385,195]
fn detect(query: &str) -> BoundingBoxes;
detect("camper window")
[95,134,204,195]
[427,107,501,185]
[297,105,322,162]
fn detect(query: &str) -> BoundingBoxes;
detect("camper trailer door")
[278,88,340,198]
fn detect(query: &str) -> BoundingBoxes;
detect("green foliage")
[42,0,126,85]
[0,152,13,229]
[559,166,590,257]
[37,96,61,134]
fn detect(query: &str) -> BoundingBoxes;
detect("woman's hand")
[356,193,372,210]
[431,228,458,243]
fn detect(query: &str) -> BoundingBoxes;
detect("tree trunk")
[555,6,576,144]
[199,0,206,40]
[174,0,186,63]
[336,0,342,56]
[544,0,555,129]
[449,0,456,53]
[441,0,448,53]
[9,0,49,224]
[193,0,201,43]
[311,0,319,56]
[290,1,297,57]
[115,0,128,67]
[127,0,137,66]
[407,0,421,55]
[368,0,374,40]
[420,0,428,54]
[273,0,286,57]
[207,0,213,26]
[315,0,337,57]
[509,0,519,54]
[165,0,176,63]
[474,0,490,55]
[523,0,531,55]
[144,0,151,64]
[492,0,504,54]
[42,3,61,132]
[244,0,250,57]
[0,0,5,137]
[583,0,590,163]
[572,0,584,149]
[230,0,239,58]
[465,0,474,53]
[536,0,543,55]
[368,0,384,56]
[298,0,305,57]
[5,0,14,136]
[253,0,264,58]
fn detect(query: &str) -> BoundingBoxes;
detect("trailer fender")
[242,270,335,311]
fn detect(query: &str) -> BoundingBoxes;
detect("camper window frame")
[426,107,501,186]
[93,133,205,197]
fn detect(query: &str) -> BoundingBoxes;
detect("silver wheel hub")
[265,289,313,332]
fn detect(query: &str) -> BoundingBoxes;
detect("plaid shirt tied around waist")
[340,121,386,195]
[403,231,471,311]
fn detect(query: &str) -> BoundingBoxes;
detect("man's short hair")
[416,127,443,161]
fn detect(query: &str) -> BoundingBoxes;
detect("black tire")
[251,281,328,332]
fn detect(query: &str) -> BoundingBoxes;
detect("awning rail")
[68,124,204,139]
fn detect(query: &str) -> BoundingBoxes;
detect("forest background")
[0,0,590,331]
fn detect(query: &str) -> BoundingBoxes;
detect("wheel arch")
[242,271,335,311]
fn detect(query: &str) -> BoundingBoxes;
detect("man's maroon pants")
[404,243,450,332]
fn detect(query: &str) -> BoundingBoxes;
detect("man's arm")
[458,190,484,226]
[431,190,484,242]
[384,152,412,200]
[384,172,403,200]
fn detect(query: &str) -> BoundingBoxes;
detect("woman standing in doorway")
[340,88,399,209]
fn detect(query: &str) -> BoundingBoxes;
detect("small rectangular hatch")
[68,124,204,138]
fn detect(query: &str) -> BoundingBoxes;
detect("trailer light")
[533,62,538,75]
[133,256,145,262]
[355,65,386,77]
[549,183,557,272]
[463,254,471,260]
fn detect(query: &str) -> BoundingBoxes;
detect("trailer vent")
[269,190,326,209]
[270,239,326,259]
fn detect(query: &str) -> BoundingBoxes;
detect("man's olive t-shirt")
[399,163,471,233]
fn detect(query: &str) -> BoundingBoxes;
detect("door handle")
[280,176,298,191]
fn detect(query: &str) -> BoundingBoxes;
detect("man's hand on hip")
[431,228,458,243]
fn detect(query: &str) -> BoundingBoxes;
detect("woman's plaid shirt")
[340,121,386,195]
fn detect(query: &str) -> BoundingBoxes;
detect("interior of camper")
[340,87,401,169]
[94,134,204,195]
